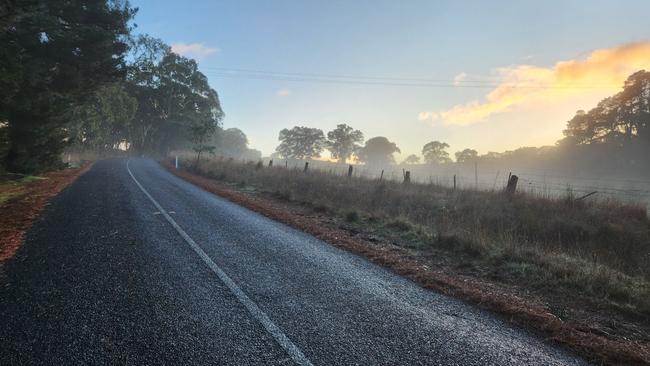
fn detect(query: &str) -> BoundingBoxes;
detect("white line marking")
[126,159,313,366]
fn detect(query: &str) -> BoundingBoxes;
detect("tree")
[615,70,650,143]
[355,136,400,166]
[216,128,249,157]
[455,148,478,163]
[422,141,451,164]
[126,35,224,155]
[212,127,261,160]
[1,0,135,172]
[563,70,650,146]
[326,124,364,164]
[68,83,137,152]
[401,154,420,165]
[275,126,325,159]
[190,115,217,166]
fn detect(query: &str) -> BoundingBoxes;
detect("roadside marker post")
[175,155,178,169]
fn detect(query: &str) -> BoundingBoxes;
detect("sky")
[130,0,650,160]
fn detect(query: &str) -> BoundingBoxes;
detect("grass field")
[185,157,650,317]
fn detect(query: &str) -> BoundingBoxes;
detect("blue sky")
[130,0,650,159]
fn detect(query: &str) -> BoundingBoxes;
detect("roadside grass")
[186,157,650,316]
[1,167,87,263]
[0,175,47,204]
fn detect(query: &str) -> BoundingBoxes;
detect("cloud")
[170,43,219,59]
[453,72,467,86]
[276,89,291,97]
[422,42,650,126]
[417,111,438,121]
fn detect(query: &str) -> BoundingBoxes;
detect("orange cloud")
[422,42,650,126]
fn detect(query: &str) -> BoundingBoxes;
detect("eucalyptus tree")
[326,124,364,164]
[275,126,326,160]
[355,136,400,167]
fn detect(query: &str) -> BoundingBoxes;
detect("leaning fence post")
[505,174,519,195]
[348,165,353,178]
[575,191,598,201]
[379,170,384,181]
[303,162,309,172]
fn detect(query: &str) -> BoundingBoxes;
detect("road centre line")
[126,159,312,366]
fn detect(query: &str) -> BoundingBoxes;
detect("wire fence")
[272,160,650,208]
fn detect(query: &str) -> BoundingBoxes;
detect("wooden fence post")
[453,175,457,191]
[268,159,273,167]
[403,171,411,184]
[505,174,518,195]
[379,170,384,181]
[303,162,309,172]
[348,165,353,178]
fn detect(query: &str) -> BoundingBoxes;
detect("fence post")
[268,159,273,167]
[175,155,178,169]
[303,162,309,172]
[505,174,519,195]
[379,170,384,181]
[403,171,411,184]
[348,165,353,178]
[474,161,478,189]
[453,175,457,191]
[285,160,288,168]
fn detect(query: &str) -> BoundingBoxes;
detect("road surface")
[0,158,588,365]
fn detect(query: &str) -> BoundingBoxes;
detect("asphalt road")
[0,158,589,365]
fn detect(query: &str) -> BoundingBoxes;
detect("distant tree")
[355,136,400,166]
[455,148,478,163]
[401,154,420,165]
[422,141,451,164]
[69,83,137,152]
[275,126,326,159]
[326,123,364,164]
[216,128,249,157]
[212,127,261,160]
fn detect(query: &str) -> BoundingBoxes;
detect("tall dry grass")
[187,157,650,313]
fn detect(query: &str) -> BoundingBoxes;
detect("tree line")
[273,124,480,167]
[273,70,649,171]
[2,1,647,174]
[0,0,237,173]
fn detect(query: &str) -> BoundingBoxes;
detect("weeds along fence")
[181,155,650,278]
[225,157,650,209]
